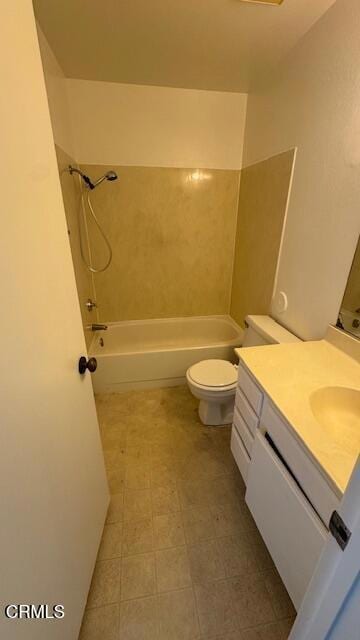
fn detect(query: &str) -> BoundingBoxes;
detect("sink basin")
[310,386,360,456]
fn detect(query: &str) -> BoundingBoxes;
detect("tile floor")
[79,385,296,640]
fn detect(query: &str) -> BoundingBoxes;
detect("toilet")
[186,359,238,426]
[186,315,300,426]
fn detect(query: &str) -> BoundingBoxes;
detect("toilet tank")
[242,315,301,347]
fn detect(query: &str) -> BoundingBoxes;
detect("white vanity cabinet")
[231,360,340,611]
[246,430,328,609]
[231,363,263,481]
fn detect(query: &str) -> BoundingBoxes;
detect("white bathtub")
[90,315,243,393]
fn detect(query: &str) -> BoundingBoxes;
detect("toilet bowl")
[187,316,301,427]
[186,359,238,426]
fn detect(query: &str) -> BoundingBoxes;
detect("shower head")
[105,171,117,181]
[68,165,118,189]
[92,171,118,188]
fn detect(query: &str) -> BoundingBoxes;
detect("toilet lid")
[188,359,237,388]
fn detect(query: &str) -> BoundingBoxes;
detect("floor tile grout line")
[190,582,203,639]
[84,578,294,615]
[91,388,294,639]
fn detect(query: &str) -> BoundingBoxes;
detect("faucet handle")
[86,323,108,331]
[86,298,97,311]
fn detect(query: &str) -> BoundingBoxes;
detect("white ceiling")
[34,0,336,93]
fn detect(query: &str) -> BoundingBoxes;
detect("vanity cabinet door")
[246,432,328,610]
[235,387,259,436]
[233,407,254,455]
[231,426,250,482]
[237,363,263,415]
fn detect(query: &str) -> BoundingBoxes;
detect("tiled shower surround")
[79,164,240,323]
[79,386,295,640]
[56,145,295,336]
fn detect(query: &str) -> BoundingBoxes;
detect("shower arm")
[68,165,118,190]
[68,165,95,189]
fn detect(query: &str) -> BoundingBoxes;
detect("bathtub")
[90,315,243,393]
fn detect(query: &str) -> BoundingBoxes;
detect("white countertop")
[235,331,360,497]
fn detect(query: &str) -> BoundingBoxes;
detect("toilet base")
[198,397,234,426]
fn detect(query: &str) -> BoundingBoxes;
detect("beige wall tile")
[80,165,240,321]
[230,150,295,327]
[55,145,95,348]
[56,149,295,336]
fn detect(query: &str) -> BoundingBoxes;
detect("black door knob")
[78,356,97,375]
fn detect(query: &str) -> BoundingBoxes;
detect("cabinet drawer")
[235,387,259,437]
[237,362,263,415]
[246,432,328,610]
[262,399,340,526]
[231,426,250,484]
[233,407,254,456]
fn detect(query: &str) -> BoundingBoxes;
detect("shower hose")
[78,185,113,273]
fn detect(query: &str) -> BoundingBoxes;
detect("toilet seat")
[187,359,237,391]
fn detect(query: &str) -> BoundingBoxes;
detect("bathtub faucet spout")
[87,323,108,331]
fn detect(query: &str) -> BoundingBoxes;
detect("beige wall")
[55,145,96,347]
[82,165,240,322]
[66,80,247,169]
[38,2,360,340]
[242,0,360,340]
[37,27,246,327]
[230,150,295,328]
[37,25,95,345]
[36,24,74,157]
